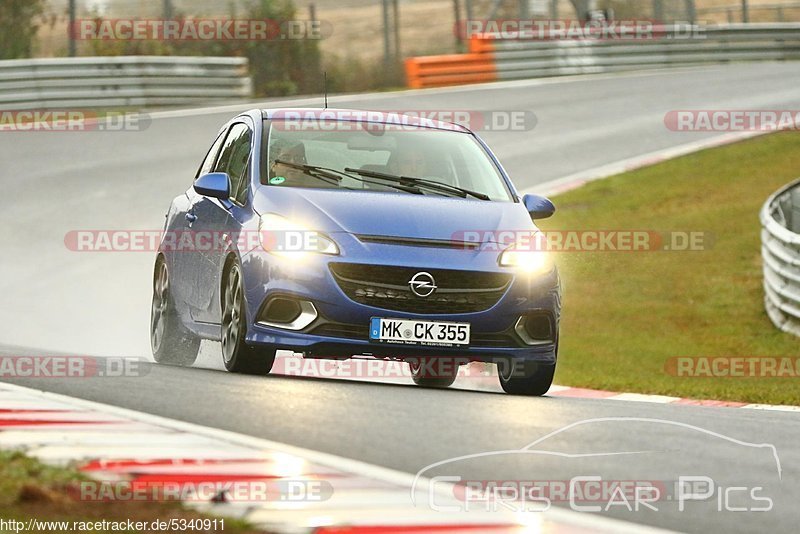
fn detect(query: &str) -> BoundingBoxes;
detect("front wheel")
[150,257,199,366]
[408,358,459,388]
[498,359,556,396]
[221,261,275,375]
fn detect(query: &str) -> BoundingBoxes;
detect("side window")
[196,131,226,179]
[214,123,253,205]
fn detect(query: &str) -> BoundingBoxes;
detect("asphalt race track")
[2,63,800,533]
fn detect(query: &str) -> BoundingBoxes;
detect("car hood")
[253,186,535,243]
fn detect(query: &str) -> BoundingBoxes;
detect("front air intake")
[514,312,555,346]
[256,297,318,331]
[259,297,302,324]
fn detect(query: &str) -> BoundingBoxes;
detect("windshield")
[261,119,513,201]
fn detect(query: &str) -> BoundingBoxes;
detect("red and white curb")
[0,381,674,533]
[545,385,800,411]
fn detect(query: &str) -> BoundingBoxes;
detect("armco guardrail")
[406,23,800,88]
[761,178,800,337]
[0,56,252,110]
[696,2,800,23]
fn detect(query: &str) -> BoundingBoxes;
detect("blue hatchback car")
[151,109,561,395]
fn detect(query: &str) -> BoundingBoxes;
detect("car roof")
[258,108,472,133]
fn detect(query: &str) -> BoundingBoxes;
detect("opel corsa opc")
[150,109,562,395]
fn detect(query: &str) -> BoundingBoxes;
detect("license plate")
[369,317,470,347]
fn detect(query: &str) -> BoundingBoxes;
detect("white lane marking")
[742,404,800,412]
[0,381,676,533]
[607,393,682,404]
[549,388,800,410]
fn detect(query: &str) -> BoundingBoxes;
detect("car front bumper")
[240,237,561,364]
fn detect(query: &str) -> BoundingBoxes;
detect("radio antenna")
[323,71,328,109]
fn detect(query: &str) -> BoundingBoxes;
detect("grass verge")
[541,131,800,405]
[0,450,258,534]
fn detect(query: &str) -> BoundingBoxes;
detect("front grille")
[329,263,511,314]
[356,234,479,250]
[310,322,522,348]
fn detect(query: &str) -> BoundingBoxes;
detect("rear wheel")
[221,261,276,374]
[498,358,556,396]
[408,358,459,388]
[150,257,199,366]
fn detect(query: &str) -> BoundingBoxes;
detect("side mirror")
[194,172,230,200]
[522,194,556,220]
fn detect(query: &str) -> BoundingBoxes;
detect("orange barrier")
[468,35,496,54]
[405,37,496,89]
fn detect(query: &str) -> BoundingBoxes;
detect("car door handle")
[185,213,197,223]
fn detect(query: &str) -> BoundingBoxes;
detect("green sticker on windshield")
[270,176,286,185]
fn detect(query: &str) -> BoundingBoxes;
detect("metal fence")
[761,178,800,337]
[0,56,252,110]
[696,2,800,23]
[406,23,800,88]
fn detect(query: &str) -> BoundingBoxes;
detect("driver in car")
[270,140,311,186]
[388,144,461,189]
[388,144,431,178]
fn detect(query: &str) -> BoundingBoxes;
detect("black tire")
[221,261,276,374]
[498,358,556,396]
[150,257,200,366]
[408,358,459,388]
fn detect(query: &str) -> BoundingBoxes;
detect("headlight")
[259,213,339,258]
[498,246,553,275]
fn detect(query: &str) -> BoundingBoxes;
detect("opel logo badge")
[409,272,437,298]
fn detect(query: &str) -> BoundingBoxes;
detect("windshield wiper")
[274,160,423,195]
[344,167,491,201]
[273,159,343,186]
